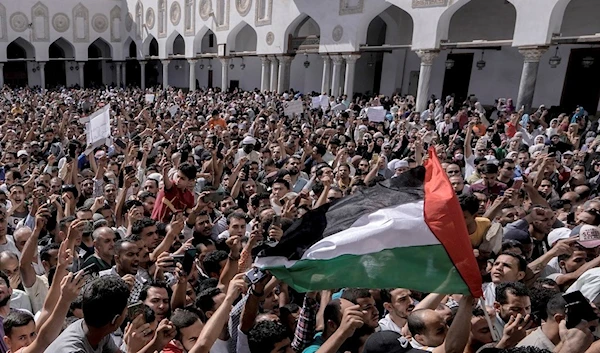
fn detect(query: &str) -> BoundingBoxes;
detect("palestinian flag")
[255,148,483,296]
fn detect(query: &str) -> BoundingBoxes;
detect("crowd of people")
[0,84,598,353]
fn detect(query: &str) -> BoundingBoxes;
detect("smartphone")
[272,215,281,228]
[372,153,379,164]
[245,267,267,284]
[563,291,598,328]
[81,263,99,276]
[127,302,145,320]
[115,138,127,150]
[182,248,197,275]
[216,142,225,159]
[171,254,184,267]
[124,165,135,175]
[203,191,226,204]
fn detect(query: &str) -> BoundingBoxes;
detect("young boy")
[152,162,197,222]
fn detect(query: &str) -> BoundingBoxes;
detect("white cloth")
[378,313,403,334]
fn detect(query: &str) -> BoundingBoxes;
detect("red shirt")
[162,341,183,353]
[151,181,195,222]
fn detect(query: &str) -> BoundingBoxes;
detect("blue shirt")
[302,333,324,353]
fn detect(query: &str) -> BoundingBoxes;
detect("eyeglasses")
[447,170,460,174]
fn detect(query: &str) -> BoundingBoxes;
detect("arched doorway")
[86,38,112,88]
[47,37,75,88]
[5,38,33,87]
[126,41,141,87]
[194,28,218,88]
[227,23,258,91]
[285,14,321,93]
[144,36,160,87]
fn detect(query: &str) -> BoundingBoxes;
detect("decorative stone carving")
[92,14,108,33]
[412,0,448,8]
[52,13,70,32]
[332,25,343,42]
[236,0,252,17]
[146,8,155,29]
[135,1,143,39]
[199,0,212,21]
[519,47,548,63]
[158,0,167,38]
[184,0,195,36]
[255,0,272,26]
[31,2,49,41]
[339,0,363,15]
[10,12,28,32]
[0,4,7,41]
[110,6,121,42]
[170,2,181,25]
[125,12,133,32]
[215,0,229,31]
[415,49,440,65]
[73,3,89,42]
[266,31,274,45]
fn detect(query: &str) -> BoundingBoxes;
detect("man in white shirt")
[378,288,415,334]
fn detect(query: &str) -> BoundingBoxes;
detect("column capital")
[161,59,171,65]
[219,57,230,65]
[321,54,331,61]
[415,50,440,65]
[187,59,198,64]
[38,61,46,67]
[139,60,147,65]
[260,56,271,64]
[343,53,361,63]
[276,55,294,64]
[518,46,549,63]
[330,54,344,64]
[268,55,279,62]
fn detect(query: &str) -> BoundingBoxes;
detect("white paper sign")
[168,105,179,116]
[81,105,111,153]
[145,94,155,103]
[320,95,329,109]
[311,97,321,108]
[367,106,386,122]
[283,100,303,116]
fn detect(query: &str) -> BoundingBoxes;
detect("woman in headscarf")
[546,118,559,139]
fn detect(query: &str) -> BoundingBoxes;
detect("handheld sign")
[367,106,386,122]
[283,100,303,117]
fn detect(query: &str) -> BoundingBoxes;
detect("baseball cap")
[548,227,571,246]
[17,150,28,158]
[577,225,600,248]
[363,331,427,353]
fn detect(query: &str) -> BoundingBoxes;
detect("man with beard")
[99,238,145,303]
[7,185,28,234]
[0,271,26,353]
[378,289,415,334]
[234,136,260,166]
[284,156,308,192]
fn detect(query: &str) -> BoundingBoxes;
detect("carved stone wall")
[216,0,229,31]
[92,14,109,33]
[199,0,212,21]
[236,0,252,17]
[0,4,6,42]
[412,0,448,8]
[73,3,89,42]
[158,0,167,38]
[170,2,181,26]
[31,2,49,42]
[339,0,363,15]
[53,13,70,33]
[146,8,155,30]
[10,12,28,33]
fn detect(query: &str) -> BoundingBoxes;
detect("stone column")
[162,60,170,88]
[330,55,344,97]
[269,56,279,92]
[140,61,146,90]
[115,62,121,87]
[321,55,331,94]
[187,59,197,91]
[220,57,230,91]
[78,62,85,88]
[415,50,440,112]
[276,55,294,94]
[39,62,46,89]
[260,56,271,92]
[343,54,360,99]
[0,63,4,88]
[121,62,127,87]
[516,47,548,112]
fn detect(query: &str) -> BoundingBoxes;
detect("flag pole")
[479,297,501,342]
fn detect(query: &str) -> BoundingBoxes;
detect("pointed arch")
[226,21,257,53]
[283,14,321,52]
[357,5,413,46]
[448,0,516,42]
[7,37,35,58]
[166,31,185,56]
[194,26,217,54]
[49,37,75,58]
[143,35,159,57]
[560,0,600,36]
[89,37,112,58]
[31,1,50,42]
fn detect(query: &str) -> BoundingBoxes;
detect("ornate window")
[158,0,167,38]
[255,0,271,26]
[184,0,195,36]
[215,0,229,31]
[31,2,49,41]
[110,6,121,42]
[73,3,89,42]
[135,1,143,39]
